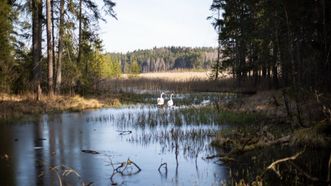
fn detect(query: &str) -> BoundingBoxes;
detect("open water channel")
[0,93,232,186]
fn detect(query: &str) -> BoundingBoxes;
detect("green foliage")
[0,0,117,94]
[103,54,122,78]
[0,0,15,92]
[128,58,141,77]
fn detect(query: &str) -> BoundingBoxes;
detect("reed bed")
[97,77,266,94]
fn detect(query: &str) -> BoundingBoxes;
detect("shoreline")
[0,93,121,121]
[211,89,331,150]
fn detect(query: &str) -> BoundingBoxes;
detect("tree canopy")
[210,0,331,91]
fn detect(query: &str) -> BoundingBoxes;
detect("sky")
[99,0,217,53]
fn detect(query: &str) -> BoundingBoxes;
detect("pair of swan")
[157,92,174,107]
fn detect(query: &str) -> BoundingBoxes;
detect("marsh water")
[0,93,231,186]
[1,93,329,186]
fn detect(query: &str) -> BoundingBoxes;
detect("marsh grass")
[84,104,262,159]
[292,121,331,148]
[97,77,263,94]
[0,93,120,120]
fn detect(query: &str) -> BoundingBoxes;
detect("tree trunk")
[215,34,221,80]
[51,0,56,83]
[32,0,43,101]
[77,0,82,64]
[56,0,64,94]
[213,7,221,80]
[46,0,54,96]
[284,5,296,87]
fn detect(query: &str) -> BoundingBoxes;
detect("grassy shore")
[208,90,331,185]
[0,93,121,120]
[211,89,331,149]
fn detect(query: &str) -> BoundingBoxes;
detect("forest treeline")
[0,0,117,96]
[0,0,217,96]
[2,0,330,97]
[108,47,217,73]
[209,0,331,91]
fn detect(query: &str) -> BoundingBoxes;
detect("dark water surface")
[0,104,228,186]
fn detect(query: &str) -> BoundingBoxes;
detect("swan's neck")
[161,93,164,98]
[170,94,173,99]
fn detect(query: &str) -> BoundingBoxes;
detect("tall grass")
[97,77,266,94]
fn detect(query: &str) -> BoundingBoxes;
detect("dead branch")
[128,159,142,172]
[158,162,167,174]
[266,150,303,178]
[262,149,304,179]
[81,149,100,154]
[117,130,132,135]
[114,159,141,175]
[109,159,141,185]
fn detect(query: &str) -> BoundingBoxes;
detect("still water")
[0,104,228,186]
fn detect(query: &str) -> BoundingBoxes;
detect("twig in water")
[81,149,100,154]
[117,130,132,135]
[110,158,142,185]
[158,162,168,174]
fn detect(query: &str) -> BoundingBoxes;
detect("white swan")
[167,93,174,107]
[157,92,165,106]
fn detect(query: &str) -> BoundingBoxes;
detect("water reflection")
[0,104,227,186]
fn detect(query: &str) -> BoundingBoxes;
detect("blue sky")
[99,0,217,53]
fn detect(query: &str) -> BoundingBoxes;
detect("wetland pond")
[1,93,328,185]
[0,93,231,186]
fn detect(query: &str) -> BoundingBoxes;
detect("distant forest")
[108,47,217,73]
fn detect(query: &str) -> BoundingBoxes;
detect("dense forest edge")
[207,0,331,184]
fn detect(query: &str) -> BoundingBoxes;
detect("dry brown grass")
[138,71,210,81]
[106,70,256,94]
[0,93,120,120]
[99,78,234,93]
[123,70,232,81]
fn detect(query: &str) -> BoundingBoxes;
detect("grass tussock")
[291,121,331,148]
[0,93,120,120]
